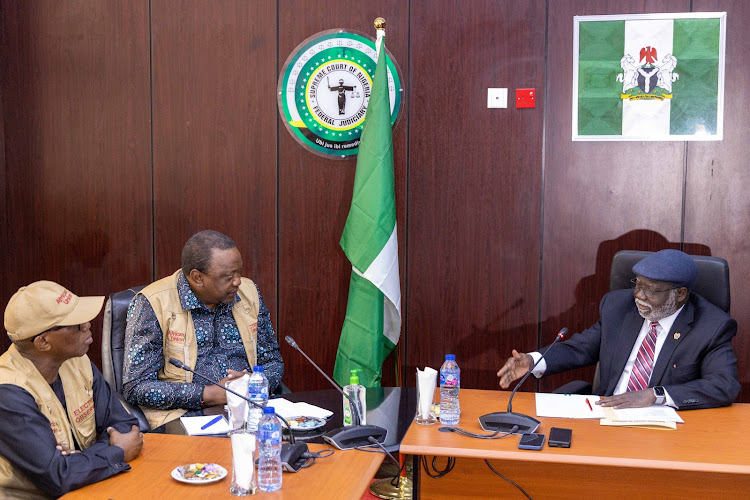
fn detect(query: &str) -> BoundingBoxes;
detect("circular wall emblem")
[278,29,402,159]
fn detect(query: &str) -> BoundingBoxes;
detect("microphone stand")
[479,328,568,434]
[168,358,311,470]
[285,336,387,450]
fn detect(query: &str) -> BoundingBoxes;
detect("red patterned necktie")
[627,322,659,392]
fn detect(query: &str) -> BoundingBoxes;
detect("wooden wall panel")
[407,0,546,391]
[685,0,750,402]
[0,0,152,364]
[277,1,409,392]
[150,1,278,313]
[539,0,692,392]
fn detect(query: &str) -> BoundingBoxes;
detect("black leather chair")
[553,250,730,394]
[101,286,150,432]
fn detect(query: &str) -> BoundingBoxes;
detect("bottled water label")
[259,428,281,445]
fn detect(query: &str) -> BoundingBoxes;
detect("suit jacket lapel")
[604,307,644,395]
[651,299,695,385]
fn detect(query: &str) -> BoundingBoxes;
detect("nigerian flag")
[574,12,725,141]
[333,32,401,388]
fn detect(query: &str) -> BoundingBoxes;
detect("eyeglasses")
[29,324,82,342]
[630,278,678,298]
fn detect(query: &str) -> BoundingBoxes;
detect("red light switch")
[516,88,536,109]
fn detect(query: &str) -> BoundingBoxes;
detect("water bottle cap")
[445,354,455,361]
[263,406,274,414]
[253,365,263,372]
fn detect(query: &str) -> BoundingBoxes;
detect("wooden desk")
[61,433,383,499]
[400,390,750,499]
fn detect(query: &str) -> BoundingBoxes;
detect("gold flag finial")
[374,17,386,30]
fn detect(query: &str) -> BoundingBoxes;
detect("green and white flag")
[333,30,401,388]
[573,12,726,141]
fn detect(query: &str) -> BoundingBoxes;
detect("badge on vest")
[250,322,258,334]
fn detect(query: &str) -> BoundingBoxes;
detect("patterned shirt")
[122,272,283,411]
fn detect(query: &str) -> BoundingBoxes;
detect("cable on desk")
[484,460,533,500]
[298,448,335,469]
[437,424,518,440]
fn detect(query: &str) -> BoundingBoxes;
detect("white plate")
[286,415,327,431]
[171,463,227,484]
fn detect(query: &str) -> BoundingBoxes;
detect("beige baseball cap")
[5,281,104,341]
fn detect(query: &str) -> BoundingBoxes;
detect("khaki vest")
[137,270,260,429]
[0,346,96,499]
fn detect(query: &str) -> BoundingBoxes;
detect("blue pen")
[200,415,223,430]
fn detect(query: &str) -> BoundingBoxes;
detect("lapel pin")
[674,332,681,340]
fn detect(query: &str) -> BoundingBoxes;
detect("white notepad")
[180,415,231,435]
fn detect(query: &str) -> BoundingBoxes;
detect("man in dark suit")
[497,249,740,409]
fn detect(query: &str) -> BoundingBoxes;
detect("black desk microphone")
[284,336,387,450]
[167,357,310,471]
[479,327,568,434]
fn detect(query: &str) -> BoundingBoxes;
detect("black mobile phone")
[517,433,546,450]
[548,427,572,448]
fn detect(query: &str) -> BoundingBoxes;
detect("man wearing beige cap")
[0,281,143,499]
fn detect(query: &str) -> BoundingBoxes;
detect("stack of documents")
[535,393,683,430]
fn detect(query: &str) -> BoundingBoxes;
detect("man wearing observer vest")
[0,281,143,499]
[123,230,284,429]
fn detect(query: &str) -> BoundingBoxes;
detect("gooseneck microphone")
[284,336,387,450]
[479,327,568,434]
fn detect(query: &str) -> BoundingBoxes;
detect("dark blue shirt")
[122,272,283,410]
[0,362,136,497]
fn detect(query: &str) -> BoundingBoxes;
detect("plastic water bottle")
[246,365,268,431]
[439,354,460,425]
[257,406,282,492]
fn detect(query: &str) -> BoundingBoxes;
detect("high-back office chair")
[101,286,150,432]
[553,250,730,394]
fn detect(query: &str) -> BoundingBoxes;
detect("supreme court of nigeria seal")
[278,29,402,159]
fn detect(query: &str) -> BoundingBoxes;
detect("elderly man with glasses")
[497,249,740,409]
[0,281,143,498]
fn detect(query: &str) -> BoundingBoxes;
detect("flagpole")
[365,19,412,500]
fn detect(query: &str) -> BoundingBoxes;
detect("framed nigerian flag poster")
[573,12,726,141]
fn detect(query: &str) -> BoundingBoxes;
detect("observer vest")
[136,270,260,428]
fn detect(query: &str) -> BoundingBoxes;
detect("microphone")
[284,336,387,450]
[168,358,310,472]
[479,327,568,434]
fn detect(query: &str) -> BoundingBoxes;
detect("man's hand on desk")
[497,349,533,389]
[596,390,656,409]
[201,369,248,406]
[108,425,144,462]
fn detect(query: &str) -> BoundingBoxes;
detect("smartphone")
[517,433,546,450]
[548,427,572,448]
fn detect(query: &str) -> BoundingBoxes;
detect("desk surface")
[60,433,383,500]
[158,387,416,453]
[400,389,750,474]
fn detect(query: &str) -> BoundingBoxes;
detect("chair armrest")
[116,393,151,433]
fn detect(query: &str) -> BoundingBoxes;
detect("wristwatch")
[653,386,666,405]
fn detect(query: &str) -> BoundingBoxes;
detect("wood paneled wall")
[1,1,748,403]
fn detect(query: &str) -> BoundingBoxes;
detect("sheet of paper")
[535,393,606,419]
[603,405,684,423]
[180,415,230,436]
[600,418,677,430]
[269,398,333,419]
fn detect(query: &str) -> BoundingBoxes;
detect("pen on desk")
[585,398,593,412]
[200,415,223,430]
